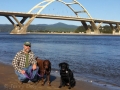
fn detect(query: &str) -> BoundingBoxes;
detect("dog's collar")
[66,71,68,73]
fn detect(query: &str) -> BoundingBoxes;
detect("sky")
[0,0,120,26]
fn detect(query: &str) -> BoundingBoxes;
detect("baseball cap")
[24,42,31,47]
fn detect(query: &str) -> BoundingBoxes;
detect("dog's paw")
[68,87,71,89]
[59,86,62,88]
[48,82,51,86]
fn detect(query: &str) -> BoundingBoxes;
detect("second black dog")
[58,62,76,89]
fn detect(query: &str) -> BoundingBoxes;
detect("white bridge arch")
[28,0,92,19]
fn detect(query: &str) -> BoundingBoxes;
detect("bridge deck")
[0,11,120,24]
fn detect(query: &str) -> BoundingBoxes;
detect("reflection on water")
[0,34,120,88]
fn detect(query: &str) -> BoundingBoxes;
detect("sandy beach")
[0,63,113,90]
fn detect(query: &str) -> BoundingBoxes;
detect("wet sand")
[0,63,111,90]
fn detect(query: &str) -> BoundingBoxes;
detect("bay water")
[0,33,120,89]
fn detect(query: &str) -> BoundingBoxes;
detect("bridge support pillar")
[112,30,116,35]
[10,26,27,34]
[6,15,36,34]
[116,24,120,34]
[90,21,100,34]
[81,21,91,34]
[109,24,116,35]
[86,28,91,34]
[111,23,120,35]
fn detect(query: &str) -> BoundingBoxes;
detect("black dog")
[58,62,76,89]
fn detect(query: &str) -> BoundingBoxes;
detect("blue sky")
[0,0,120,26]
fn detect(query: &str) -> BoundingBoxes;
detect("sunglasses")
[25,45,31,47]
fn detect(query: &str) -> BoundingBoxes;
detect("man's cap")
[24,42,31,46]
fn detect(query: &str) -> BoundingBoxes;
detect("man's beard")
[24,49,30,53]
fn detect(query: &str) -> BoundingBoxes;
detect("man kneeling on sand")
[12,42,39,84]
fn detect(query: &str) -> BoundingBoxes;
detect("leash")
[24,73,31,79]
[37,73,42,77]
[24,69,42,79]
[24,69,33,79]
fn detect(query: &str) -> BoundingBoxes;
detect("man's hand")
[20,70,25,74]
[32,64,37,70]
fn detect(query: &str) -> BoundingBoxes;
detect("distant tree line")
[0,23,115,34]
[74,25,113,33]
[0,24,13,33]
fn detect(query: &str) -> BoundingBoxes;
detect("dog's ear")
[59,63,62,67]
[49,60,51,66]
[35,57,38,60]
[66,63,69,69]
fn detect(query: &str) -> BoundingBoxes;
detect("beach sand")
[0,63,111,90]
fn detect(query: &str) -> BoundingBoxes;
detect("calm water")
[0,33,120,88]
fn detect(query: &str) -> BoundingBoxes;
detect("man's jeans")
[15,65,39,83]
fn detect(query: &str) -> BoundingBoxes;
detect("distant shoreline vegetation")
[27,32,115,36]
[0,22,114,34]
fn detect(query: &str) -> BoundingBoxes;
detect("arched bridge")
[0,0,120,34]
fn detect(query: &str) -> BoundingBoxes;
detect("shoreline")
[1,32,120,36]
[27,32,120,36]
[0,62,117,90]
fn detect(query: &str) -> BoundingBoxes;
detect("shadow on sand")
[43,75,57,85]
